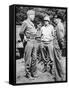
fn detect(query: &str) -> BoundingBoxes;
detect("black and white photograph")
[15,5,67,84]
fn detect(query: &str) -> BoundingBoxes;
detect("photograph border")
[11,4,68,85]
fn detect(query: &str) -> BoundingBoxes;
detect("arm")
[51,25,56,38]
[19,21,27,41]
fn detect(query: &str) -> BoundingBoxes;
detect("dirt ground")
[16,58,56,84]
[16,56,66,84]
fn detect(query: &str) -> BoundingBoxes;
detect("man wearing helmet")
[41,15,64,81]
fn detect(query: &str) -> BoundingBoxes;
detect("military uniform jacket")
[20,19,37,40]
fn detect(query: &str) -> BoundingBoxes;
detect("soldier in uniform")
[19,10,39,80]
[54,17,65,53]
[54,17,66,80]
[41,15,65,81]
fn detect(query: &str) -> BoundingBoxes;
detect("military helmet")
[44,15,50,22]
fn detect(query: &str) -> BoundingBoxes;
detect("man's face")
[37,23,42,29]
[44,20,49,26]
[29,14,35,21]
[54,18,61,24]
[54,19,58,24]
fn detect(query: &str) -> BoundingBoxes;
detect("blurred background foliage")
[16,6,66,25]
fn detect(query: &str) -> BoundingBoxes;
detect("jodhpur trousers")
[41,41,65,81]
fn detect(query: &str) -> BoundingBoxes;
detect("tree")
[16,6,66,25]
